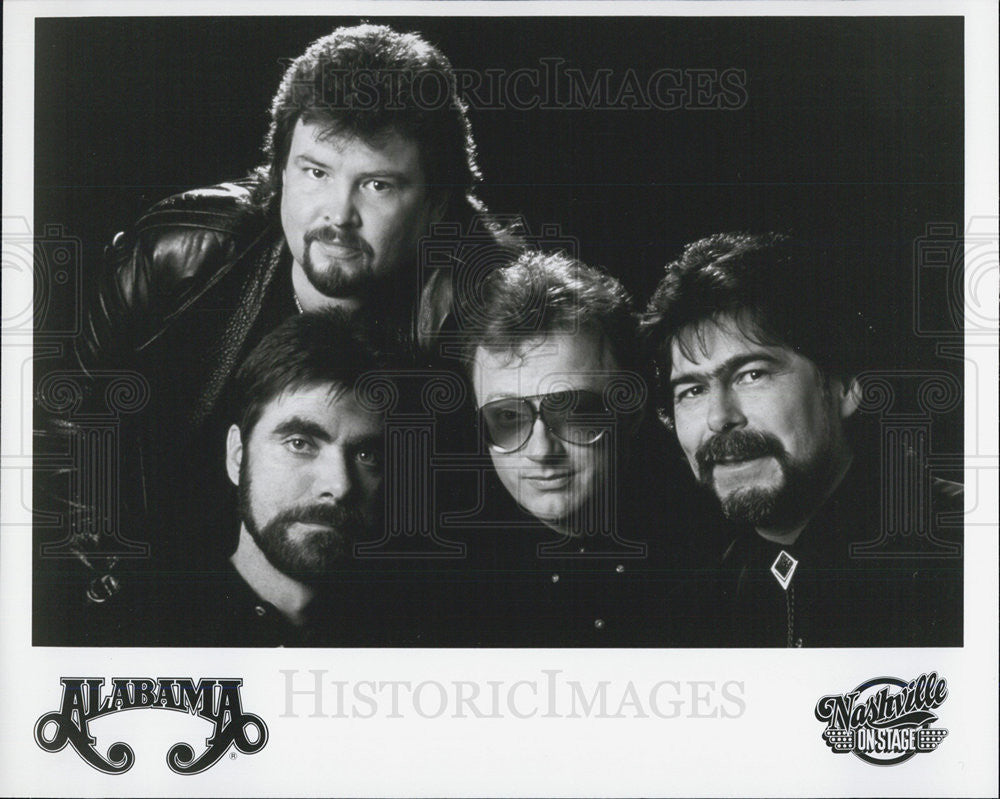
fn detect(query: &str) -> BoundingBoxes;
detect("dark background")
[34,14,964,445]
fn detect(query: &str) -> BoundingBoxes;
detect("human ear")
[225,425,244,487]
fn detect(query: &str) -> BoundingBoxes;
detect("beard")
[238,465,370,582]
[695,429,836,528]
[301,226,378,299]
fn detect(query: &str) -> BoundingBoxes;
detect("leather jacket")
[34,180,456,640]
[75,180,453,393]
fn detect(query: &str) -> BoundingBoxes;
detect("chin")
[718,486,782,525]
[521,496,564,521]
[523,493,591,525]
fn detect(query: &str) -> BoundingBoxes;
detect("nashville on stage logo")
[814,672,949,766]
[34,677,268,774]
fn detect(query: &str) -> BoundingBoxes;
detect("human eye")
[495,406,531,430]
[673,384,705,404]
[362,178,396,194]
[283,436,317,455]
[355,447,382,470]
[734,367,769,386]
[303,166,327,180]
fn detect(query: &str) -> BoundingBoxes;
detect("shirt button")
[615,564,625,574]
[794,637,803,648]
[551,574,560,583]
[594,618,605,630]
[254,605,267,617]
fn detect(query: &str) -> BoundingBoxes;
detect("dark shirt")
[713,450,963,647]
[177,563,315,648]
[426,522,690,646]
[412,425,716,647]
[105,555,433,647]
[33,181,459,645]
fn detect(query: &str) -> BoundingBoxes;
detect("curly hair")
[234,309,406,438]
[641,231,873,417]
[251,23,485,229]
[459,249,638,374]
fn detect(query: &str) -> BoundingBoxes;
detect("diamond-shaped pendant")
[770,550,798,590]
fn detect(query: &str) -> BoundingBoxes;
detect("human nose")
[312,448,353,502]
[323,179,361,228]
[523,415,562,461]
[706,386,747,434]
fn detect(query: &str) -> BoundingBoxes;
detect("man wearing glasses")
[448,250,704,646]
[469,254,638,540]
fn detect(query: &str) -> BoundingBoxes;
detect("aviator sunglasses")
[478,390,614,453]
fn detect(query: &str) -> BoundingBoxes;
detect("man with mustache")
[147,310,400,646]
[643,232,962,646]
[38,24,516,638]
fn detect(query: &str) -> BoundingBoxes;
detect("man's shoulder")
[133,180,263,234]
[107,180,280,305]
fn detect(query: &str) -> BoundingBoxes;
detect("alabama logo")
[34,677,268,774]
[814,672,949,766]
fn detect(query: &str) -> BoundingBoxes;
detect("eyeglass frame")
[477,389,617,454]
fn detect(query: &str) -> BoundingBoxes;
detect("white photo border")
[2,1,997,796]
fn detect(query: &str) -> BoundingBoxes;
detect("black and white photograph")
[2,1,997,796]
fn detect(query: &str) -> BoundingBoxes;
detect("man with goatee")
[642,232,962,647]
[144,311,406,646]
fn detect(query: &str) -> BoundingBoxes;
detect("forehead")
[669,316,798,376]
[473,331,619,403]
[287,118,424,175]
[252,382,383,434]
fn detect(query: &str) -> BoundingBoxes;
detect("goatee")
[301,226,376,298]
[238,468,368,581]
[695,429,833,528]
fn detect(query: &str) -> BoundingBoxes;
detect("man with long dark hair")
[642,232,962,646]
[38,24,513,639]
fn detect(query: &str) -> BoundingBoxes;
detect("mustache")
[695,429,785,481]
[304,226,369,253]
[268,502,367,536]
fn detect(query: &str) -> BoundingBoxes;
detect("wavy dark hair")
[459,249,639,376]
[234,309,406,439]
[250,23,485,231]
[641,231,873,419]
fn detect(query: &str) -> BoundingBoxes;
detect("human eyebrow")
[270,417,332,442]
[669,366,711,391]
[292,154,332,170]
[481,391,520,405]
[669,353,784,389]
[725,353,785,375]
[358,170,413,186]
[348,433,385,453]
